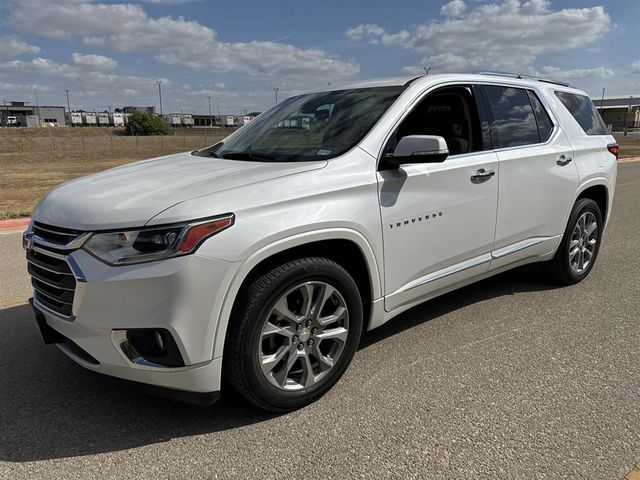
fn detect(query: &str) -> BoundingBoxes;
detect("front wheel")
[542,198,603,285]
[225,257,363,411]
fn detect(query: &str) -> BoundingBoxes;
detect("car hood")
[32,151,327,230]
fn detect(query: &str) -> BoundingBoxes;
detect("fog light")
[111,328,185,368]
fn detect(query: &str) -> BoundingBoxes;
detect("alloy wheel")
[258,281,349,391]
[569,211,598,274]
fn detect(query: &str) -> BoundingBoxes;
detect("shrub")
[126,111,170,136]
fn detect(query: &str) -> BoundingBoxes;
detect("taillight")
[607,143,619,160]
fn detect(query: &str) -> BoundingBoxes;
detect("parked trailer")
[25,115,38,128]
[71,112,83,126]
[112,112,125,127]
[83,112,97,126]
[181,114,194,127]
[164,114,182,127]
[97,112,110,126]
[226,115,235,127]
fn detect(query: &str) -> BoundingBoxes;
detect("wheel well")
[235,239,373,328]
[578,185,608,223]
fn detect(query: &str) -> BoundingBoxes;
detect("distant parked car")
[24,73,617,411]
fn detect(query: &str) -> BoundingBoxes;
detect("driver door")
[379,85,499,311]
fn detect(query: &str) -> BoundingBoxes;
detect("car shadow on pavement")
[358,263,557,351]
[0,264,558,462]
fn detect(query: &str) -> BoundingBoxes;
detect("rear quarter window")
[554,91,608,135]
[527,91,554,143]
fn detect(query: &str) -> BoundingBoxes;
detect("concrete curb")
[0,217,30,234]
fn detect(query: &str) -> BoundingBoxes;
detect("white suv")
[24,73,618,410]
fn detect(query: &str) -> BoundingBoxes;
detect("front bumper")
[30,245,240,398]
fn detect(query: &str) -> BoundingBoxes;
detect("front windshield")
[197,86,404,162]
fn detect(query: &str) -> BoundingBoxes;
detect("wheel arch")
[211,228,382,360]
[576,181,609,226]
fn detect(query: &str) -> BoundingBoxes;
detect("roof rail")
[475,71,573,88]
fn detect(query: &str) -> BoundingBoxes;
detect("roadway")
[0,162,638,479]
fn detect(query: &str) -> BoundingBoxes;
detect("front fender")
[209,227,382,360]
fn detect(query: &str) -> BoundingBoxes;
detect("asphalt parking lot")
[0,162,639,479]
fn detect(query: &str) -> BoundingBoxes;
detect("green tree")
[126,111,170,136]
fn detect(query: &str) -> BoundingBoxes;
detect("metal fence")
[0,134,228,154]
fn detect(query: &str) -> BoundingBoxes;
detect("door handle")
[557,154,573,166]
[470,168,495,184]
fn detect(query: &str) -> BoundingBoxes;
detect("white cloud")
[632,60,640,74]
[6,0,359,81]
[0,57,169,92]
[71,53,118,70]
[155,41,359,80]
[141,0,195,4]
[345,24,410,46]
[536,65,614,80]
[347,0,611,76]
[0,56,245,111]
[441,0,466,17]
[0,35,41,60]
[0,80,52,95]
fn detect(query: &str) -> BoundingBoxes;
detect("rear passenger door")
[480,84,579,264]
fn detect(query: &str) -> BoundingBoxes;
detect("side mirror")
[382,135,449,169]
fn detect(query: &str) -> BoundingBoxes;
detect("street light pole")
[33,88,41,126]
[274,87,279,104]
[65,89,71,126]
[216,97,220,116]
[207,95,212,127]
[157,80,163,116]
[623,95,632,136]
[423,66,431,76]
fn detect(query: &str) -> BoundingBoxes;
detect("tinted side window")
[527,91,554,142]
[554,91,608,135]
[482,86,540,148]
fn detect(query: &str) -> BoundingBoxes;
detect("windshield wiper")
[221,151,277,162]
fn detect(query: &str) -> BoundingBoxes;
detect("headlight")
[83,214,234,265]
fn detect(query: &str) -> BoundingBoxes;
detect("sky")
[0,0,638,114]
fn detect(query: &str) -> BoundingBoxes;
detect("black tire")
[542,198,603,285]
[224,257,363,412]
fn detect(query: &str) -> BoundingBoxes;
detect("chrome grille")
[32,222,83,246]
[26,222,89,319]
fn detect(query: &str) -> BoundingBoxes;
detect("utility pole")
[274,87,279,104]
[599,87,605,115]
[216,96,220,116]
[157,80,163,115]
[207,95,212,127]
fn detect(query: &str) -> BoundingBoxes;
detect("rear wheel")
[225,257,363,411]
[542,198,603,285]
